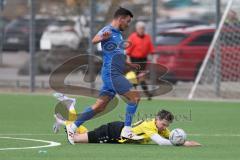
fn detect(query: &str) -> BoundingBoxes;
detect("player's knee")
[135,96,140,104]
[93,106,106,113]
[129,95,140,104]
[92,101,107,113]
[95,106,105,113]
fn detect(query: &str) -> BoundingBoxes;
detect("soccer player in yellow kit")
[53,94,200,146]
[70,110,200,146]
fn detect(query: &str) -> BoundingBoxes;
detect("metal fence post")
[89,0,95,93]
[150,0,157,91]
[0,0,4,66]
[152,0,157,47]
[29,0,36,92]
[214,0,221,96]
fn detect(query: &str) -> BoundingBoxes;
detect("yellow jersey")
[119,119,170,144]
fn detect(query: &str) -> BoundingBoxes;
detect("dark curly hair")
[114,7,133,19]
[156,109,174,123]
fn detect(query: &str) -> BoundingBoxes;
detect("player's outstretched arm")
[151,134,201,147]
[92,31,112,44]
[151,134,173,146]
[183,141,201,147]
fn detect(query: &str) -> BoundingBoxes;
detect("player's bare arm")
[92,31,112,44]
[150,134,201,147]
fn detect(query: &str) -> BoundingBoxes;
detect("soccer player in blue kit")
[64,7,144,144]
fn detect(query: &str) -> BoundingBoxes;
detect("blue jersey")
[97,25,126,76]
[97,25,133,97]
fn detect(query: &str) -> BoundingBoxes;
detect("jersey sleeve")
[97,26,112,37]
[150,134,172,146]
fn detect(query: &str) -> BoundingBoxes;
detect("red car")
[155,25,215,83]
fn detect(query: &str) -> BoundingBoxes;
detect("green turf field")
[0,93,240,160]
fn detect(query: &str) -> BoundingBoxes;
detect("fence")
[0,0,230,100]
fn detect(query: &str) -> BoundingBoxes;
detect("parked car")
[40,19,79,50]
[155,25,215,83]
[155,25,240,83]
[163,0,200,9]
[40,16,89,50]
[146,18,209,34]
[3,17,52,51]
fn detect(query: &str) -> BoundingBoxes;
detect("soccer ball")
[169,128,187,146]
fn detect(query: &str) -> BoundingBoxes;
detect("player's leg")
[53,93,77,133]
[74,121,124,144]
[72,95,112,128]
[73,124,109,144]
[53,114,66,129]
[123,90,140,127]
[53,93,77,119]
[112,75,142,140]
[138,61,152,100]
[53,93,76,107]
[139,80,152,100]
[73,133,89,143]
[120,90,142,140]
[66,95,113,144]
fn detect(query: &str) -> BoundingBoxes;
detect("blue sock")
[74,107,94,127]
[125,102,138,126]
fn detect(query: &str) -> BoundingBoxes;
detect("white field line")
[0,133,66,136]
[0,137,61,151]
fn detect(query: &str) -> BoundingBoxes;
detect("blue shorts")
[99,75,133,98]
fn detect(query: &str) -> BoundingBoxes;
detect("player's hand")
[102,31,112,40]
[129,63,141,70]
[183,141,202,147]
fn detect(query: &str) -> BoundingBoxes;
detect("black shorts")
[130,57,147,75]
[88,121,124,143]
